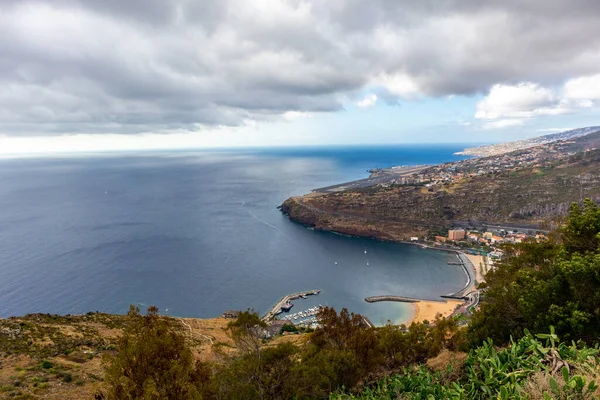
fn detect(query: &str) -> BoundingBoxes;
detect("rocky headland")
[281,139,600,242]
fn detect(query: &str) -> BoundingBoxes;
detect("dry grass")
[426,349,467,372]
[524,370,600,400]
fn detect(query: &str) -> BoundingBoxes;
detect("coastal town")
[375,138,587,189]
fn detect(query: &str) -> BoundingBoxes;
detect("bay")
[0,145,472,325]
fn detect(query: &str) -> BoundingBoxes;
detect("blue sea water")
[0,145,472,325]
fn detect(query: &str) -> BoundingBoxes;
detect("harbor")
[262,289,321,322]
[278,306,322,322]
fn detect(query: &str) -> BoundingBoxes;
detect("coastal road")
[451,219,546,233]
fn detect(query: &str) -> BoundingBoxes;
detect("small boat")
[366,261,369,266]
[334,261,338,265]
[364,248,367,254]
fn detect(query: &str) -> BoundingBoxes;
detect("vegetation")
[469,199,600,346]
[96,308,463,399]
[102,306,212,399]
[334,329,599,399]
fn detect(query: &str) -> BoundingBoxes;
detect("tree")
[560,199,600,254]
[226,309,267,357]
[102,305,212,399]
[469,198,600,346]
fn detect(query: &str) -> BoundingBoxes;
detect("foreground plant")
[333,328,599,400]
[102,306,211,399]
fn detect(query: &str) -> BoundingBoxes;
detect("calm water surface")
[0,145,471,325]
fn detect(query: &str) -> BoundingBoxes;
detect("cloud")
[474,82,577,129]
[475,73,600,129]
[356,94,378,108]
[2,0,600,135]
[282,111,313,121]
[564,74,600,103]
[475,83,570,119]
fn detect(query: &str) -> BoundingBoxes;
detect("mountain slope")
[281,149,600,241]
[456,126,600,157]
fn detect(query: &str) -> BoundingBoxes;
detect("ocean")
[0,145,472,325]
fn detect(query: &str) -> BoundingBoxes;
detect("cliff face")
[281,149,600,241]
[280,196,430,241]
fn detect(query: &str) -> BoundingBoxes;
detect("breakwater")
[366,296,421,303]
[262,289,321,322]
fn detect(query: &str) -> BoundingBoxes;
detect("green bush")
[102,305,213,399]
[334,328,600,400]
[469,199,600,346]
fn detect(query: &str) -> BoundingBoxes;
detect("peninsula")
[280,127,600,243]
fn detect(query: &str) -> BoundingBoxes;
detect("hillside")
[456,126,600,157]
[0,313,302,399]
[281,148,600,241]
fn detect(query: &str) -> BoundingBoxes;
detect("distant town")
[376,138,587,189]
[410,227,547,271]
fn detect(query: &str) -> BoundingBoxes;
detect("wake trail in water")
[247,209,288,238]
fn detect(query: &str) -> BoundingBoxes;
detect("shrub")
[102,305,213,399]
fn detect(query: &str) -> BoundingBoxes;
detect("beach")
[408,300,463,324]
[403,251,486,325]
[465,253,487,284]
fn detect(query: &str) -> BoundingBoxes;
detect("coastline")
[285,226,481,325]
[402,251,484,325]
[407,299,464,324]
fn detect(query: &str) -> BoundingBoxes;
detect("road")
[451,219,545,233]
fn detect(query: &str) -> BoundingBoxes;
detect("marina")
[262,289,321,322]
[278,305,322,322]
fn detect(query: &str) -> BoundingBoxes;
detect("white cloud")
[564,74,600,102]
[356,94,378,108]
[475,83,566,120]
[474,82,577,129]
[372,73,420,98]
[282,111,312,120]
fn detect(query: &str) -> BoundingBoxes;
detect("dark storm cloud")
[1,0,599,135]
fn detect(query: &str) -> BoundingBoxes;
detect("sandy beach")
[465,253,487,285]
[407,299,463,324]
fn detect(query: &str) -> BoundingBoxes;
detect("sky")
[1,0,600,154]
